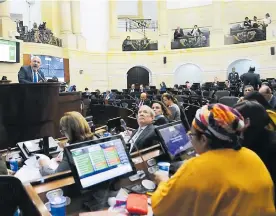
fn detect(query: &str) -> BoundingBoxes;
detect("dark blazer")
[174,29,184,40]
[154,115,169,126]
[128,124,159,152]
[269,95,276,109]
[18,65,46,83]
[240,72,261,90]
[137,99,151,107]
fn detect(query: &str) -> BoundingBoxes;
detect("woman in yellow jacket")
[152,103,275,216]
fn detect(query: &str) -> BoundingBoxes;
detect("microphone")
[37,72,47,82]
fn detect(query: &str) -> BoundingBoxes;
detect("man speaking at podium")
[18,56,46,83]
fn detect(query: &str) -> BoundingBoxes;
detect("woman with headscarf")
[151,103,275,216]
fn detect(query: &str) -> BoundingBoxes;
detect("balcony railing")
[122,38,158,51]
[118,18,158,34]
[16,22,62,47]
[225,20,266,44]
[171,27,210,49]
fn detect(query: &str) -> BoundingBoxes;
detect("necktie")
[33,72,38,83]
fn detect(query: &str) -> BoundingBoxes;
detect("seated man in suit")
[128,105,160,152]
[174,26,184,40]
[18,56,46,83]
[259,85,276,109]
[138,92,151,108]
[104,90,113,100]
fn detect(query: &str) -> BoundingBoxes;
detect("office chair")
[0,176,40,216]
[219,96,239,107]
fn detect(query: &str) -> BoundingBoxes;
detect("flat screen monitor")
[0,39,20,63]
[155,121,193,160]
[65,135,135,189]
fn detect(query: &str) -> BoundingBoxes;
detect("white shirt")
[263,17,271,25]
[129,125,148,153]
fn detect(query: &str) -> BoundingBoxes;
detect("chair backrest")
[219,96,239,107]
[0,176,40,216]
[215,90,230,101]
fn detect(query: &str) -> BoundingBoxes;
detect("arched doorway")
[227,59,259,77]
[174,63,203,85]
[127,66,150,88]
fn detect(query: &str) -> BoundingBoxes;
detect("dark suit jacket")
[154,115,169,126]
[137,99,151,107]
[270,95,276,109]
[18,66,46,83]
[174,29,184,40]
[240,72,261,90]
[128,124,160,152]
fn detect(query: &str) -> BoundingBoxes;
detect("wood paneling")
[64,58,70,83]
[23,54,31,66]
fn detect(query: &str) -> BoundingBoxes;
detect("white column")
[59,0,76,49]
[0,1,10,18]
[59,1,73,34]
[108,0,121,51]
[71,0,86,50]
[157,0,170,50]
[109,0,118,38]
[210,1,225,47]
[0,1,16,38]
[71,0,81,34]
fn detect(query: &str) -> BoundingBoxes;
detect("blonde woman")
[39,111,94,176]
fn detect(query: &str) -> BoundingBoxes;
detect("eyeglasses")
[60,129,66,135]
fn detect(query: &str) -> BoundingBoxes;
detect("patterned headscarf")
[192,103,245,142]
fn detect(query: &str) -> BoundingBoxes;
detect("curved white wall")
[227,59,259,77]
[81,0,109,52]
[174,63,203,85]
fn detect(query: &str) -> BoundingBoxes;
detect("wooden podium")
[0,83,60,149]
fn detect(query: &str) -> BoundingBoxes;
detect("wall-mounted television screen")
[32,55,65,82]
[0,39,20,63]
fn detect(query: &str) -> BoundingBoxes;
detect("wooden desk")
[25,184,51,216]
[25,147,162,216]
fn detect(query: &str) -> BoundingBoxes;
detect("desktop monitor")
[65,135,135,190]
[155,121,193,160]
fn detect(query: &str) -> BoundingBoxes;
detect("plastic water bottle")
[103,132,111,137]
[9,158,18,172]
[6,148,18,171]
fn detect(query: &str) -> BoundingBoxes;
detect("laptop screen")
[156,121,192,160]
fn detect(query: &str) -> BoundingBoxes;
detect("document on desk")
[15,155,59,183]
[15,165,42,183]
